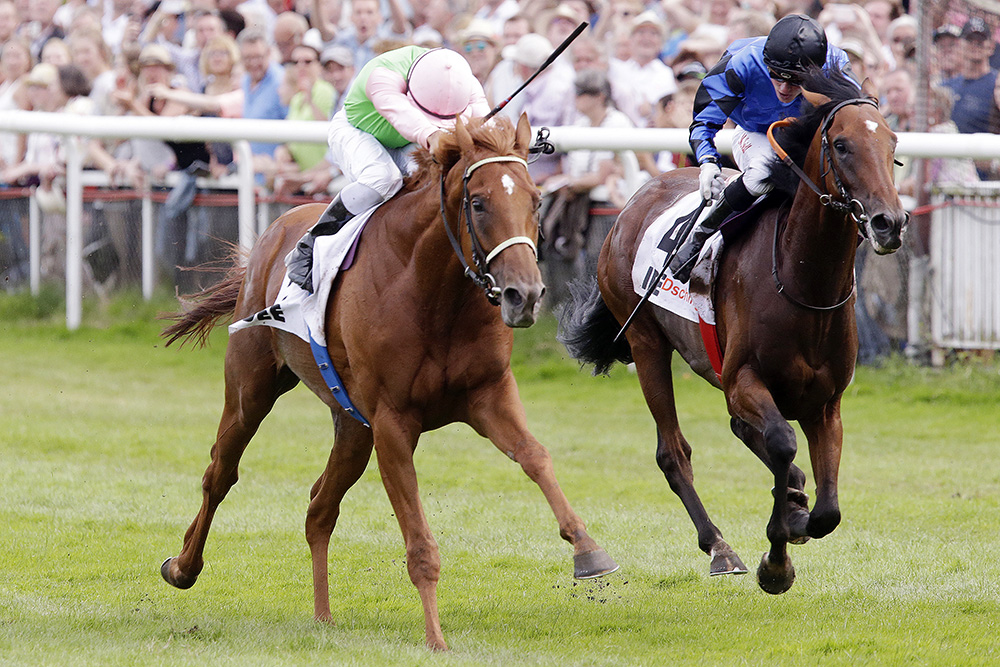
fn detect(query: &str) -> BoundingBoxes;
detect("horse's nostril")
[503,287,525,309]
[870,213,894,235]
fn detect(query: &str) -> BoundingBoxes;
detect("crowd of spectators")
[0,0,996,293]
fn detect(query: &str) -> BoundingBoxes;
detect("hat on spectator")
[158,0,188,16]
[320,44,353,67]
[25,63,58,87]
[838,38,867,60]
[961,17,991,41]
[631,10,665,35]
[549,3,585,26]
[504,33,553,69]
[301,28,324,54]
[458,18,500,46]
[932,24,962,42]
[138,44,175,68]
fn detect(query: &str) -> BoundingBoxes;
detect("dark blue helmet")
[763,14,828,83]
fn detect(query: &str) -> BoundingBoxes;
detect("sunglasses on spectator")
[463,41,489,52]
[287,57,317,65]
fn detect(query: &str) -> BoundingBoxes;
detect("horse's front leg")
[371,409,447,651]
[799,400,844,540]
[469,372,619,579]
[727,367,799,594]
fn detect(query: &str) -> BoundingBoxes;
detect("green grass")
[2,293,999,665]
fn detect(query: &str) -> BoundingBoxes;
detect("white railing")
[3,110,1000,331]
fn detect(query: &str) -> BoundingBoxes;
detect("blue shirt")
[242,62,289,157]
[689,37,852,165]
[943,69,1000,135]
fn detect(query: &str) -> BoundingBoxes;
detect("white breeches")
[327,110,418,202]
[731,127,776,197]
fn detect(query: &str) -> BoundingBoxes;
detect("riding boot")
[286,194,354,293]
[668,195,736,283]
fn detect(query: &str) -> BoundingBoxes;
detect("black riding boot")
[669,177,760,283]
[286,194,354,293]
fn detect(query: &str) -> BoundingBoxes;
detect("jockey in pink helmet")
[287,46,490,293]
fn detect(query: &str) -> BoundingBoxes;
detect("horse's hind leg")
[631,338,747,576]
[305,413,374,623]
[469,375,618,579]
[162,334,295,590]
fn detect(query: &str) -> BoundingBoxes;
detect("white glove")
[699,162,724,201]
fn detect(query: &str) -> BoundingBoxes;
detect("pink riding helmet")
[407,48,478,119]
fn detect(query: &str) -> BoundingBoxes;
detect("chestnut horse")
[160,114,617,650]
[560,69,907,594]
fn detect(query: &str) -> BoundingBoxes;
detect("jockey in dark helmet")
[670,14,854,283]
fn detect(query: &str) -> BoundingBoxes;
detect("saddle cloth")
[228,206,375,346]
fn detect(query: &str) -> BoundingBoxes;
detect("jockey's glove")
[699,161,725,201]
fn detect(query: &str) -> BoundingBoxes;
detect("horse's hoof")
[756,552,795,595]
[574,549,620,579]
[161,557,197,590]
[709,548,749,576]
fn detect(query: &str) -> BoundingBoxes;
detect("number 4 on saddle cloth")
[630,190,765,381]
[229,208,375,426]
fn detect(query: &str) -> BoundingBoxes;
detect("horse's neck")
[781,188,858,293]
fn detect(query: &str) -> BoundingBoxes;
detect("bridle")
[765,96,882,311]
[439,154,537,305]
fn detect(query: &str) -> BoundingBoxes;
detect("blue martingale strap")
[308,334,371,428]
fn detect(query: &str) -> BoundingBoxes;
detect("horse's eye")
[833,139,849,155]
[471,198,486,213]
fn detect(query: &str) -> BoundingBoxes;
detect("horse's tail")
[557,277,633,375]
[161,261,247,348]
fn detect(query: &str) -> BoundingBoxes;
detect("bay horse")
[560,69,907,594]
[159,114,618,650]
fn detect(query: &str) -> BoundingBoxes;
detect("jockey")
[287,45,491,292]
[668,14,853,282]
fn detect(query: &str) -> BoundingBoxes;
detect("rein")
[765,96,877,311]
[439,154,536,305]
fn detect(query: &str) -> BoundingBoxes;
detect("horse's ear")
[860,77,878,102]
[801,88,831,109]
[513,112,532,155]
[455,114,474,153]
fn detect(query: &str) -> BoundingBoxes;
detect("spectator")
[942,17,1000,179]
[68,28,116,115]
[544,68,640,298]
[885,14,916,73]
[100,0,133,55]
[238,28,288,179]
[333,0,410,71]
[409,0,453,48]
[307,0,343,44]
[651,76,702,172]
[0,35,32,287]
[0,0,19,44]
[174,10,227,92]
[898,85,979,198]
[932,24,963,84]
[541,3,586,71]
[615,11,677,128]
[140,0,187,49]
[474,0,519,37]
[862,0,901,70]
[320,44,355,115]
[569,33,639,132]
[500,33,575,185]
[40,36,71,66]
[273,10,309,64]
[457,18,501,87]
[881,67,913,132]
[20,0,64,61]
[502,13,531,48]
[273,42,335,196]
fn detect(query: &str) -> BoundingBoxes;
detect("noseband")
[439,155,537,305]
[766,96,882,311]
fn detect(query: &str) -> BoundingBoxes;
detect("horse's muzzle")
[501,282,545,328]
[867,211,907,255]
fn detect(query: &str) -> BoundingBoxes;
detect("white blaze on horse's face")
[865,120,879,133]
[501,173,515,195]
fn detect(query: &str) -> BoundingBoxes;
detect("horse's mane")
[404,116,521,192]
[767,64,865,197]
